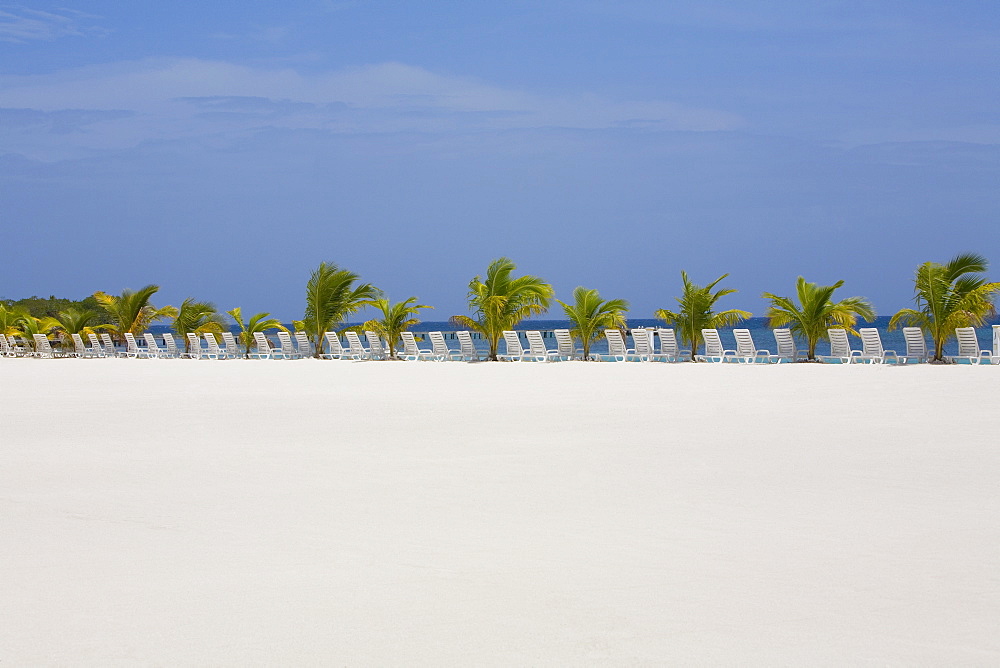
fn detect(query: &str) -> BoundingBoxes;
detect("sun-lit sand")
[2,358,998,665]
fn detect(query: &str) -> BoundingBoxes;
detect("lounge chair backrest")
[253,331,272,356]
[222,332,239,356]
[605,329,627,357]
[0,333,8,355]
[632,329,652,357]
[994,325,1000,358]
[204,332,222,355]
[88,333,106,357]
[701,329,724,357]
[773,329,796,360]
[124,332,140,356]
[345,331,368,358]
[554,329,575,358]
[143,333,162,356]
[902,327,927,359]
[429,331,452,358]
[955,327,981,357]
[502,330,523,356]
[525,331,548,355]
[33,333,54,357]
[187,333,203,357]
[827,329,851,358]
[365,331,386,359]
[657,328,679,358]
[100,333,116,356]
[163,333,179,357]
[456,331,478,358]
[295,332,311,357]
[276,331,296,355]
[72,333,88,355]
[324,331,344,357]
[859,328,884,356]
[400,332,420,357]
[733,329,756,356]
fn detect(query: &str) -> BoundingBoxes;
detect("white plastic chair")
[630,328,653,362]
[32,334,56,358]
[344,331,370,360]
[603,329,630,362]
[653,328,685,362]
[771,329,805,363]
[552,329,580,361]
[365,331,388,360]
[899,327,929,364]
[276,331,299,359]
[143,333,166,359]
[525,331,559,361]
[220,332,240,359]
[429,331,461,361]
[321,332,347,359]
[99,333,118,358]
[162,333,181,359]
[946,327,990,364]
[855,328,898,364]
[455,331,482,361]
[400,332,437,361]
[696,329,734,363]
[88,333,107,358]
[819,329,859,364]
[295,332,312,358]
[733,329,772,364]
[500,331,527,361]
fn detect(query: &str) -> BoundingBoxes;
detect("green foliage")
[655,271,751,361]
[53,307,104,345]
[93,285,177,340]
[363,297,432,358]
[228,307,288,359]
[301,262,380,358]
[1,295,110,324]
[452,257,553,361]
[173,298,227,352]
[889,253,1000,361]
[0,304,29,336]
[763,277,875,360]
[556,286,629,361]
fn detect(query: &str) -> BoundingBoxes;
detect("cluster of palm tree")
[5,253,995,363]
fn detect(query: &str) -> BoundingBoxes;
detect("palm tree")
[173,298,227,353]
[93,285,176,342]
[0,304,29,337]
[363,297,433,358]
[53,307,104,351]
[762,277,876,361]
[451,257,554,361]
[655,271,751,361]
[13,313,60,352]
[301,262,380,359]
[556,286,629,360]
[889,253,1000,361]
[227,307,288,359]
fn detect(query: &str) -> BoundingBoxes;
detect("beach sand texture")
[2,359,998,665]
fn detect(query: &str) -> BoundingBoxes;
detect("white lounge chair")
[525,331,559,362]
[252,332,275,359]
[162,333,181,359]
[819,328,859,364]
[500,330,527,361]
[2,333,27,357]
[186,333,206,359]
[365,331,388,360]
[88,333,107,358]
[321,332,348,359]
[399,332,438,361]
[202,332,224,359]
[733,329,772,364]
[344,331,370,360]
[220,332,240,359]
[100,333,118,358]
[898,327,929,364]
[455,331,482,361]
[696,329,735,363]
[124,332,149,358]
[946,327,990,364]
[143,333,166,359]
[630,328,653,362]
[275,331,299,359]
[653,328,685,362]
[771,329,806,363]
[70,333,96,358]
[991,325,1000,365]
[0,334,10,357]
[294,332,312,358]
[32,333,56,358]
[429,331,461,361]
[604,329,630,362]
[855,328,898,364]
[553,329,581,361]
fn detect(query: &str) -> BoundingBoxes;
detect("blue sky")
[2,1,998,320]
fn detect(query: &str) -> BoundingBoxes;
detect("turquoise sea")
[151,316,1000,357]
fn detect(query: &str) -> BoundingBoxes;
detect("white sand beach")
[2,358,998,665]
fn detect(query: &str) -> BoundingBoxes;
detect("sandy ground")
[1,357,998,666]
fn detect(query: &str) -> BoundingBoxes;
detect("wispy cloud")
[0,6,105,43]
[0,58,744,159]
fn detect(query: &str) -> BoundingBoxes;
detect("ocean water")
[150,316,1000,358]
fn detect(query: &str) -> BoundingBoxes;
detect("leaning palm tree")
[93,285,176,342]
[13,313,60,352]
[655,271,751,361]
[301,262,380,358]
[363,297,433,359]
[889,253,1000,361]
[53,307,104,352]
[451,257,554,361]
[172,298,227,353]
[762,277,876,361]
[556,286,629,361]
[0,304,29,337]
[227,307,288,359]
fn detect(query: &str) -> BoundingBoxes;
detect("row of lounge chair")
[2,325,998,363]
